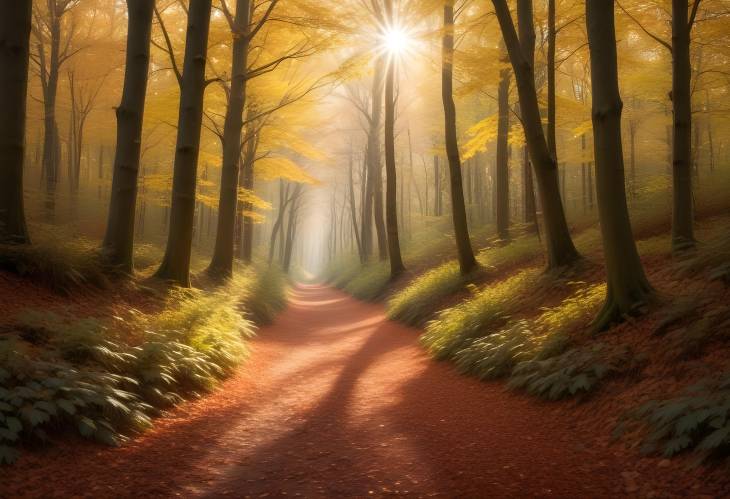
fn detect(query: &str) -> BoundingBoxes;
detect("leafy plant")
[616,372,730,460]
[508,343,635,400]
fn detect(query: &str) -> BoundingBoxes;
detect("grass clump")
[343,261,391,301]
[453,282,605,381]
[420,269,540,360]
[244,264,289,325]
[615,372,730,461]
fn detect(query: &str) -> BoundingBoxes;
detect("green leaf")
[0,445,19,465]
[77,417,96,437]
[697,427,730,451]
[56,399,77,415]
[20,407,50,427]
[5,417,22,434]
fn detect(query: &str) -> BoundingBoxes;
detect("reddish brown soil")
[2,284,727,498]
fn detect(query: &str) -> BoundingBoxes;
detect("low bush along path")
[1,285,717,498]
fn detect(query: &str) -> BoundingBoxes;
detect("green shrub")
[508,343,634,400]
[344,262,391,301]
[420,269,540,360]
[1,274,258,464]
[245,264,289,325]
[616,372,730,460]
[0,237,109,294]
[453,282,604,380]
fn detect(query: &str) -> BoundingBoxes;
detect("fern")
[616,372,730,461]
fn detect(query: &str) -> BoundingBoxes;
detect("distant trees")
[101,0,155,273]
[31,0,81,219]
[155,0,213,286]
[0,0,32,245]
[442,1,477,275]
[586,0,652,330]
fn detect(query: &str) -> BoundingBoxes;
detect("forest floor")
[2,284,729,498]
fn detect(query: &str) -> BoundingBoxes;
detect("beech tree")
[586,0,652,330]
[0,0,32,245]
[155,0,213,286]
[100,0,155,273]
[491,0,580,269]
[442,1,477,275]
[384,0,405,278]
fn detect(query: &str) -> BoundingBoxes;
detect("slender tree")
[155,0,213,286]
[207,0,254,278]
[442,1,477,274]
[0,0,32,245]
[100,0,155,272]
[383,0,405,278]
[495,49,511,240]
[586,0,652,330]
[491,0,580,269]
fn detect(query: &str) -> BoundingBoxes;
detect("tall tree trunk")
[517,0,537,231]
[496,58,511,240]
[442,2,477,274]
[0,0,32,244]
[586,0,652,331]
[368,57,388,262]
[41,8,62,221]
[240,130,256,264]
[208,0,251,278]
[546,0,557,159]
[155,0,213,286]
[360,147,372,262]
[102,0,155,273]
[433,155,441,216]
[348,150,363,259]
[670,0,695,251]
[384,25,405,278]
[492,0,580,269]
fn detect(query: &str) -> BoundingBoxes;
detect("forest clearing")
[1,0,730,497]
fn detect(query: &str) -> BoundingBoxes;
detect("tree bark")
[101,0,155,272]
[492,0,580,269]
[348,150,363,259]
[0,0,32,245]
[670,0,695,251]
[546,0,557,159]
[240,128,256,264]
[442,2,477,274]
[496,56,511,240]
[208,0,251,278]
[586,0,652,331]
[384,27,405,278]
[155,0,213,286]
[371,57,388,262]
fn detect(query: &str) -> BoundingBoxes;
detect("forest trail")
[2,285,687,498]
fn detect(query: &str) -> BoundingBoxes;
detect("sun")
[383,27,410,54]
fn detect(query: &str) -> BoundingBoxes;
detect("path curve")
[0,285,704,498]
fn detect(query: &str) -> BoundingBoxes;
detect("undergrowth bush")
[344,262,391,301]
[508,343,635,400]
[0,273,262,464]
[453,282,605,381]
[0,237,108,294]
[244,264,288,325]
[420,269,540,360]
[615,372,730,461]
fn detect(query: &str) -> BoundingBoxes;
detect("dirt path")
[0,285,717,498]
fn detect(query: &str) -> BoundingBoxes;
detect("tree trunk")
[492,0,580,269]
[496,58,511,240]
[442,2,477,274]
[207,0,251,278]
[101,0,155,273]
[434,155,441,216]
[155,0,213,286]
[517,0,537,232]
[670,0,695,251]
[0,0,32,245]
[240,131,256,264]
[41,9,63,221]
[547,0,557,159]
[368,57,387,262]
[586,0,652,331]
[348,150,363,259]
[384,35,405,278]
